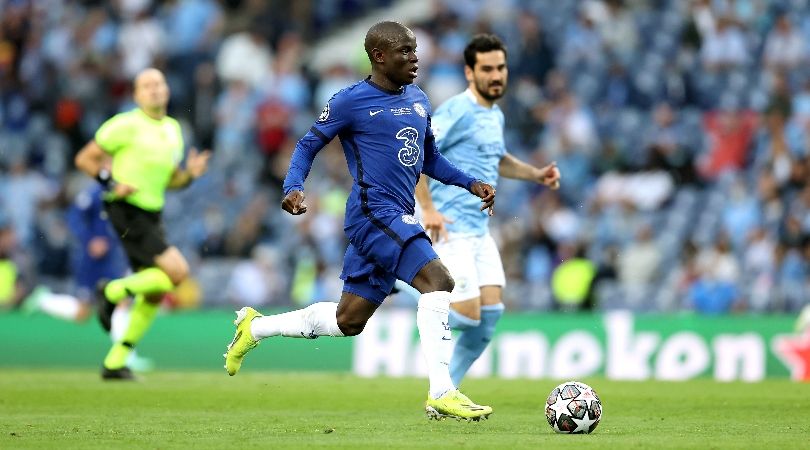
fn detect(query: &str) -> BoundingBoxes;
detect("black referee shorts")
[104,200,169,270]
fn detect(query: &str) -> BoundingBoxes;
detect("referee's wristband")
[96,169,115,189]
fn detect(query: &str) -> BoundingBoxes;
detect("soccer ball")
[545,381,602,434]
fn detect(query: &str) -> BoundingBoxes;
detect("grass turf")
[0,370,808,449]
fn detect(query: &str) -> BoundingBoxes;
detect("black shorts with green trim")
[104,200,169,270]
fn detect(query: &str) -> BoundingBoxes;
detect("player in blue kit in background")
[23,185,128,322]
[415,34,561,387]
[224,21,496,421]
[22,184,153,370]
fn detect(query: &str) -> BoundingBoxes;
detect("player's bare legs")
[335,292,380,336]
[154,247,190,285]
[450,296,482,321]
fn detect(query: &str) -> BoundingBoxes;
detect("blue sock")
[448,308,481,331]
[450,303,504,387]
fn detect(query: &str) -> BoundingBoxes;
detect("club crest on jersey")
[413,102,426,117]
[456,277,468,291]
[401,214,419,225]
[317,103,330,122]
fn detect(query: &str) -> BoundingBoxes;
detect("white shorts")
[433,232,506,303]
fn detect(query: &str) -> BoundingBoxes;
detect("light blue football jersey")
[429,90,506,235]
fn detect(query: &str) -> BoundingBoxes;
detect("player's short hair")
[464,34,507,69]
[364,21,410,62]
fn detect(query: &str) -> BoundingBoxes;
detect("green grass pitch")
[1,370,808,449]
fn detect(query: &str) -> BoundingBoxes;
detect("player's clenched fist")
[281,190,308,215]
[470,181,495,216]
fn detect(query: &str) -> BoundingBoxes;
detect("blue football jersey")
[284,77,476,231]
[66,186,128,286]
[430,90,506,235]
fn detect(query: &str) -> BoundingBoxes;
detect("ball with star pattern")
[545,381,602,434]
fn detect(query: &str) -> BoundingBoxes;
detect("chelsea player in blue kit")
[224,22,496,420]
[415,35,561,387]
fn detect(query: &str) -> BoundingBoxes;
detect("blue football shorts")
[340,212,437,304]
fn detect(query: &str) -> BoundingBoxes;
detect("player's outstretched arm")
[415,175,453,243]
[470,181,496,216]
[168,147,211,189]
[281,190,308,215]
[498,153,560,189]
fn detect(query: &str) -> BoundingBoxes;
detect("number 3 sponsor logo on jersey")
[396,127,420,167]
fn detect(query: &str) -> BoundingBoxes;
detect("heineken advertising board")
[353,310,808,382]
[2,310,808,381]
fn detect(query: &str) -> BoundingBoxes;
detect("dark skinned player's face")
[380,31,419,87]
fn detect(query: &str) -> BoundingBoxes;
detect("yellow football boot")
[224,307,262,376]
[425,390,493,421]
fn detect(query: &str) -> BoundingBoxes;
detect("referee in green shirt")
[75,68,210,380]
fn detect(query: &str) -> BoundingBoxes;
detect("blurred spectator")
[743,227,777,311]
[617,223,661,288]
[700,16,749,71]
[593,169,674,211]
[721,176,761,250]
[0,157,59,246]
[510,12,555,85]
[118,8,166,79]
[644,103,698,184]
[535,191,581,244]
[213,79,260,172]
[226,244,286,307]
[224,191,270,257]
[699,106,757,179]
[600,62,638,109]
[551,242,596,310]
[585,0,638,62]
[762,13,804,72]
[164,0,224,109]
[215,19,272,88]
[559,9,603,69]
[0,222,24,308]
[689,233,742,314]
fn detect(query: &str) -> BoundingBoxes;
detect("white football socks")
[251,301,345,339]
[417,291,455,399]
[37,292,82,321]
[111,304,131,343]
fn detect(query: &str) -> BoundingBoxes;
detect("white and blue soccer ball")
[546,381,602,434]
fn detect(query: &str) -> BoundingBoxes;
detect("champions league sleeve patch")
[317,102,330,122]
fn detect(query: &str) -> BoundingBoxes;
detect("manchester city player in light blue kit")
[415,34,561,387]
[224,22,497,421]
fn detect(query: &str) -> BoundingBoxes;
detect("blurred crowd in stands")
[1,0,809,314]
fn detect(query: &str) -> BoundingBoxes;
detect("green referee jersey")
[95,108,184,212]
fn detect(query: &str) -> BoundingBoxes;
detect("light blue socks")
[449,303,504,386]
[448,308,480,330]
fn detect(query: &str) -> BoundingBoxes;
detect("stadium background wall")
[1,311,801,381]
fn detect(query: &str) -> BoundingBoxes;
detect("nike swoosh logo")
[228,330,242,349]
[441,337,452,341]
[369,109,384,116]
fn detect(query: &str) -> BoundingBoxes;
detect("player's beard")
[475,79,505,102]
